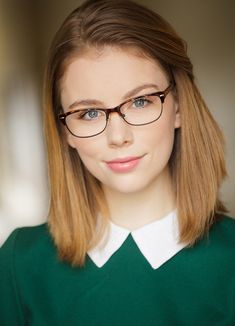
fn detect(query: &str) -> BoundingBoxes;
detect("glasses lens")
[65,109,106,137]
[122,94,162,125]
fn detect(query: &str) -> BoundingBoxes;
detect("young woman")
[0,0,234,325]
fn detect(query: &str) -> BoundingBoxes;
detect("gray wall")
[0,0,234,244]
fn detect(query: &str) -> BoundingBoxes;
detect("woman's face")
[60,47,180,194]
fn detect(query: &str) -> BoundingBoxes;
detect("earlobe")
[62,126,76,148]
[66,133,76,148]
[174,103,181,129]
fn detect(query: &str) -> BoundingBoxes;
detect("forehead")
[60,46,168,108]
[61,45,167,82]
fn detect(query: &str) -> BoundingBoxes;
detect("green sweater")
[0,216,235,326]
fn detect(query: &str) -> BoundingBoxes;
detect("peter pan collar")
[87,211,187,269]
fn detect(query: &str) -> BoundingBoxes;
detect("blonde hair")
[43,0,227,266]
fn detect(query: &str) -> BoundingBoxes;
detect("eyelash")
[132,97,152,108]
[79,109,103,120]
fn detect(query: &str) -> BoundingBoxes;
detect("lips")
[105,155,144,173]
[107,156,141,164]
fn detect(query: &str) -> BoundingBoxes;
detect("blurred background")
[0,0,234,245]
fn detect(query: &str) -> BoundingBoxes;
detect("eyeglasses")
[59,82,175,138]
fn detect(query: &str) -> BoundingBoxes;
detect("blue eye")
[133,97,149,109]
[81,109,100,120]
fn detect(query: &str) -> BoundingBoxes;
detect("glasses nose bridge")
[106,103,126,121]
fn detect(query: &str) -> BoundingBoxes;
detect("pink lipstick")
[105,156,143,173]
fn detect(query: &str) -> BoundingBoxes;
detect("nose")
[106,112,133,148]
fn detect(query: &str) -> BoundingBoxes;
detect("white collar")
[87,211,187,269]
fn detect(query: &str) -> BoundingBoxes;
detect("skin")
[60,47,180,230]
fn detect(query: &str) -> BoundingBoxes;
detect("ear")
[174,102,181,129]
[66,131,77,149]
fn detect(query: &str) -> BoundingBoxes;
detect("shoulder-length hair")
[43,0,227,266]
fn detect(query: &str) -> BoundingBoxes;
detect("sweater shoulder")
[13,223,50,244]
[211,215,235,244]
[195,215,235,262]
[0,223,54,261]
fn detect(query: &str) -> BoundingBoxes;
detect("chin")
[102,177,155,195]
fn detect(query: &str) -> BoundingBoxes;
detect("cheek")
[69,137,103,174]
[145,115,176,162]
[146,111,176,145]
[67,131,100,157]
[74,142,99,160]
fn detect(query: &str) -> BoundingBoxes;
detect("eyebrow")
[67,83,160,110]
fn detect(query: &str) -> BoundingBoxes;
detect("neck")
[102,167,176,231]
